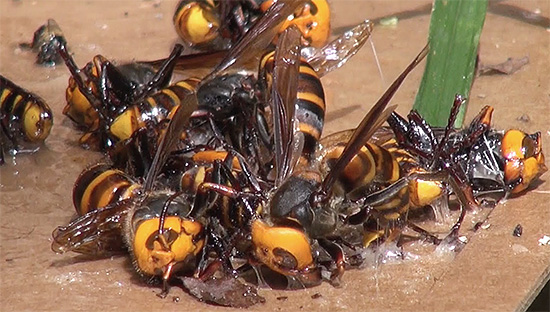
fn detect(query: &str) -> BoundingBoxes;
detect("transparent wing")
[143,94,198,191]
[304,20,374,77]
[270,26,303,184]
[320,44,429,193]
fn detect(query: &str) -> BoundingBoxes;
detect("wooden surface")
[1,1,549,311]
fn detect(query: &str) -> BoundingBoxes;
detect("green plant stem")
[413,0,488,128]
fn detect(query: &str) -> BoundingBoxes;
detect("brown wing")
[51,199,137,256]
[305,20,374,77]
[143,94,198,191]
[319,127,396,151]
[141,50,229,73]
[202,0,307,82]
[320,44,429,194]
[271,25,303,184]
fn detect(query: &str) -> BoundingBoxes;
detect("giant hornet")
[55,37,199,151]
[182,20,432,290]
[186,10,374,177]
[251,39,435,287]
[62,56,172,132]
[173,0,330,50]
[52,97,266,307]
[386,95,547,235]
[180,10,375,190]
[53,1,374,298]
[126,15,374,291]
[52,97,207,295]
[57,1,317,152]
[0,75,53,165]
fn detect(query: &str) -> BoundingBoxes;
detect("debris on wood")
[478,56,529,76]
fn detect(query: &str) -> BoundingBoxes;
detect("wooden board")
[1,1,549,311]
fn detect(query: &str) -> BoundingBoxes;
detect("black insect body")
[56,37,188,151]
[387,97,547,236]
[20,19,65,66]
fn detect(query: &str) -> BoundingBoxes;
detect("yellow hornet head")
[131,216,205,281]
[251,219,314,276]
[501,129,547,194]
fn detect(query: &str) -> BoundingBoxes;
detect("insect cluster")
[2,0,547,308]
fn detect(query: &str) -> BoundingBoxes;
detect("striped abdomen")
[321,140,409,220]
[260,52,326,163]
[295,61,325,162]
[73,163,141,216]
[109,78,200,142]
[322,142,401,194]
[0,75,53,148]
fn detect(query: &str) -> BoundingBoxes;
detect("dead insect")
[172,16,373,288]
[388,97,547,236]
[0,75,53,165]
[56,37,200,151]
[188,17,374,175]
[194,25,429,289]
[19,19,65,66]
[52,97,207,297]
[72,162,142,218]
[63,56,170,132]
[256,42,432,287]
[173,0,330,50]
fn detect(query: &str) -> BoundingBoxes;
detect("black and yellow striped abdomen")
[0,75,53,148]
[319,133,412,222]
[109,78,200,142]
[295,62,325,161]
[321,141,401,195]
[378,137,445,210]
[72,163,141,216]
[259,51,326,162]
